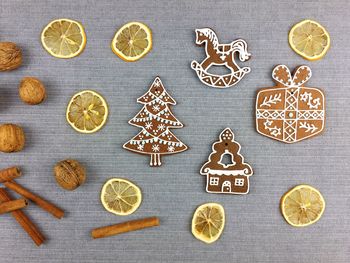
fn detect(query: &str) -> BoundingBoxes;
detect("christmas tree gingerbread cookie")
[123,77,188,166]
[200,128,253,195]
[256,65,325,143]
[191,28,251,88]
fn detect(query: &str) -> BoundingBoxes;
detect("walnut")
[19,77,46,105]
[0,42,22,71]
[54,159,86,190]
[0,124,25,153]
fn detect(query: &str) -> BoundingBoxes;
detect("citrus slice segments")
[41,18,86,58]
[281,184,325,227]
[111,21,152,62]
[192,203,225,244]
[289,19,330,61]
[66,90,108,134]
[101,178,142,216]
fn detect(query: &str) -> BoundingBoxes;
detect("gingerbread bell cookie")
[123,77,188,166]
[191,28,251,88]
[256,65,325,143]
[200,128,253,195]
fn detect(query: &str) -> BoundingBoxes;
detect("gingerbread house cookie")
[256,65,325,143]
[200,128,253,195]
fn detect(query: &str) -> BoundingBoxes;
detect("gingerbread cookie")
[191,28,251,89]
[256,65,325,143]
[200,128,253,195]
[123,77,188,166]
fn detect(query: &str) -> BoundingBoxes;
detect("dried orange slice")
[281,185,325,227]
[289,19,330,61]
[192,203,225,244]
[41,18,86,58]
[66,90,108,133]
[111,22,152,62]
[101,178,142,216]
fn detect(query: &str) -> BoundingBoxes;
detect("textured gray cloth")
[0,0,349,262]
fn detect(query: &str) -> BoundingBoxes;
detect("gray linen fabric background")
[0,0,349,262]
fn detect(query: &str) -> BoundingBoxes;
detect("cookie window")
[209,177,219,186]
[234,178,244,186]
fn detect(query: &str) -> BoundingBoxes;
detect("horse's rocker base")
[191,61,250,89]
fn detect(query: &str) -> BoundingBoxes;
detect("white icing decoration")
[263,120,281,137]
[300,92,321,109]
[299,122,318,133]
[260,93,282,107]
[152,144,160,152]
[256,65,325,144]
[203,168,250,176]
[191,28,251,89]
[200,128,253,195]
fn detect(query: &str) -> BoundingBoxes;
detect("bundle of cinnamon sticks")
[0,166,64,246]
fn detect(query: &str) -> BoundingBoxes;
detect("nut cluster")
[19,77,46,105]
[0,42,22,71]
[54,159,86,191]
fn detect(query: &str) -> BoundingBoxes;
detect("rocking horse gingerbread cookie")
[191,28,251,89]
[256,65,325,143]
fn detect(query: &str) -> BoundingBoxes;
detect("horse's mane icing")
[199,28,219,47]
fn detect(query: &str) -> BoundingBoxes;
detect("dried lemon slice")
[281,185,325,227]
[101,178,142,216]
[66,90,108,133]
[41,18,86,58]
[192,203,225,244]
[289,19,330,61]
[111,22,152,62]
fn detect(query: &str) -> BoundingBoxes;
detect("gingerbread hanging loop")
[191,28,251,89]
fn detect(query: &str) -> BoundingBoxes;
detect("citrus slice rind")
[288,19,330,61]
[191,203,225,244]
[41,18,86,59]
[100,178,142,216]
[66,90,108,134]
[111,21,152,62]
[281,184,325,227]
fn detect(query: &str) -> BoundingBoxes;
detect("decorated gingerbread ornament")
[200,128,253,195]
[123,77,188,166]
[191,28,251,89]
[256,65,325,143]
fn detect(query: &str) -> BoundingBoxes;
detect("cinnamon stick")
[0,188,45,246]
[0,198,28,214]
[0,167,21,182]
[91,217,160,239]
[4,180,64,219]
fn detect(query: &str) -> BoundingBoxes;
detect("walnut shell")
[54,159,86,191]
[19,77,46,105]
[0,42,22,71]
[0,124,25,153]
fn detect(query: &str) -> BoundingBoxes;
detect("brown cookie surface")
[123,77,188,167]
[256,65,325,143]
[200,128,253,195]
